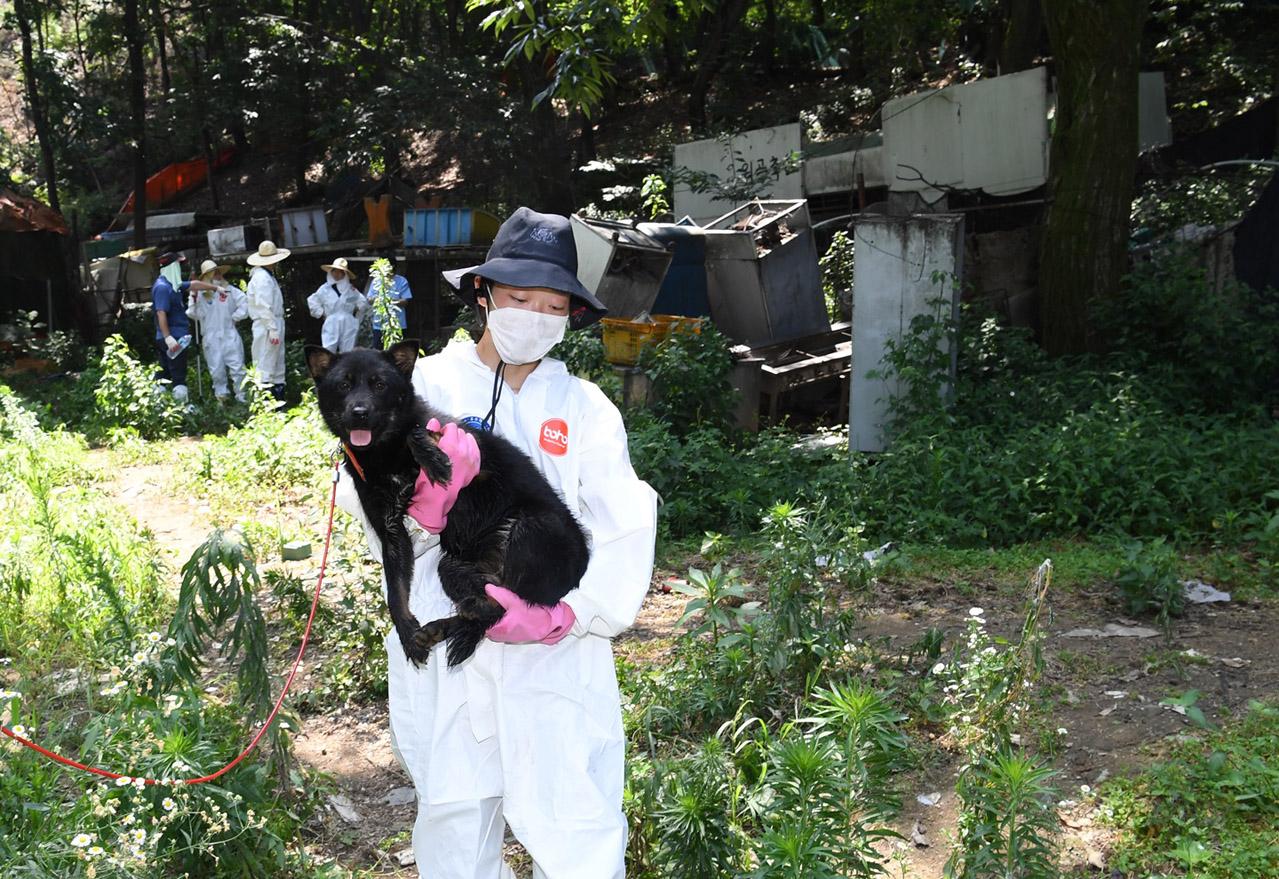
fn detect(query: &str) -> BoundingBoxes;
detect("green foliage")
[0,420,165,658]
[647,738,747,879]
[166,530,282,740]
[641,173,671,221]
[671,563,760,648]
[1100,700,1279,879]
[1097,247,1279,410]
[368,258,402,350]
[637,321,737,435]
[946,753,1061,879]
[0,418,319,877]
[90,334,186,442]
[819,230,854,322]
[1114,537,1185,634]
[1130,166,1273,240]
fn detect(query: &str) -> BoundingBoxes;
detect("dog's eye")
[371,378,385,390]
[338,379,352,390]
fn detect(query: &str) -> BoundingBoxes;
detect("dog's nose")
[350,405,369,423]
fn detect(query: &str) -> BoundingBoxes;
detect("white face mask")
[485,305,568,365]
[161,262,184,289]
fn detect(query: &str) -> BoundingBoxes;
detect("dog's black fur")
[306,341,590,668]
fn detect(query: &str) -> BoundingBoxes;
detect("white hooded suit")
[245,265,286,386]
[307,272,366,352]
[338,339,657,879]
[189,285,248,400]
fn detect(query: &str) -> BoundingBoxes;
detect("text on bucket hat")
[199,259,230,280]
[320,257,357,278]
[247,240,291,266]
[441,207,607,330]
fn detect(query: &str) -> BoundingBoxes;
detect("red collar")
[342,443,366,481]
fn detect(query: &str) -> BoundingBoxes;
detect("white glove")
[164,335,180,355]
[268,329,280,345]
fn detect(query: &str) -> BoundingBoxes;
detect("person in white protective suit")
[244,240,291,404]
[337,207,658,879]
[307,256,366,352]
[188,259,249,403]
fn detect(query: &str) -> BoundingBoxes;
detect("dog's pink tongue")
[348,429,372,447]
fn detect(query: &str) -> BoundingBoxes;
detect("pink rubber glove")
[406,419,481,533]
[485,583,576,645]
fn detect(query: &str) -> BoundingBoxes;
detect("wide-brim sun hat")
[247,240,291,266]
[442,207,607,330]
[199,258,230,281]
[321,256,357,278]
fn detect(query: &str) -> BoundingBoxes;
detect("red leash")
[0,461,342,786]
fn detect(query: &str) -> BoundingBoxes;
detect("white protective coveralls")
[307,272,366,352]
[245,266,286,386]
[337,339,657,879]
[189,285,249,400]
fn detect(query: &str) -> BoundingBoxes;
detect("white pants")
[385,629,627,879]
[203,333,246,400]
[321,312,360,353]
[250,321,286,385]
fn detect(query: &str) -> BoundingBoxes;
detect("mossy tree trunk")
[1038,0,1148,356]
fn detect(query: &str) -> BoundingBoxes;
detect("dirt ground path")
[89,444,1279,878]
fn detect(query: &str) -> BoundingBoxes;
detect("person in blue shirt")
[367,256,412,349]
[152,251,218,401]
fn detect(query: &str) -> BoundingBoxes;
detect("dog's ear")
[305,345,336,381]
[386,339,420,377]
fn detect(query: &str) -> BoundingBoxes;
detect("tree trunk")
[1037,0,1147,356]
[757,0,777,75]
[1000,0,1045,74]
[515,54,574,215]
[153,0,170,97]
[15,0,60,213]
[688,0,751,132]
[662,0,684,82]
[125,0,148,247]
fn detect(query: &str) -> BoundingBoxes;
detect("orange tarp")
[120,147,236,213]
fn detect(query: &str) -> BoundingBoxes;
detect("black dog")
[305,341,590,668]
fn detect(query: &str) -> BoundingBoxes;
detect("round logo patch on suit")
[539,418,569,456]
[460,415,490,432]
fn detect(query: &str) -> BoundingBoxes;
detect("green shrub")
[1114,537,1185,634]
[90,334,185,441]
[1096,247,1279,411]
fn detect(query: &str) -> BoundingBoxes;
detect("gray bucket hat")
[442,207,607,330]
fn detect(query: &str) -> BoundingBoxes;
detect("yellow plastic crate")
[601,318,670,366]
[600,315,705,366]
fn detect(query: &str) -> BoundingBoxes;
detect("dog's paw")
[403,633,435,667]
[418,619,452,649]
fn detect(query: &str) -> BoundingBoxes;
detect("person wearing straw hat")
[245,240,291,403]
[338,207,657,879]
[188,259,249,403]
[307,256,366,353]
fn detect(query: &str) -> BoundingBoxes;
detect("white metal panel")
[883,89,963,200]
[673,124,804,224]
[849,214,964,453]
[804,143,889,194]
[958,67,1050,197]
[883,67,1050,200]
[1138,71,1172,152]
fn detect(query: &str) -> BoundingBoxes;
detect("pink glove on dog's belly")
[485,583,576,645]
[406,419,481,533]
